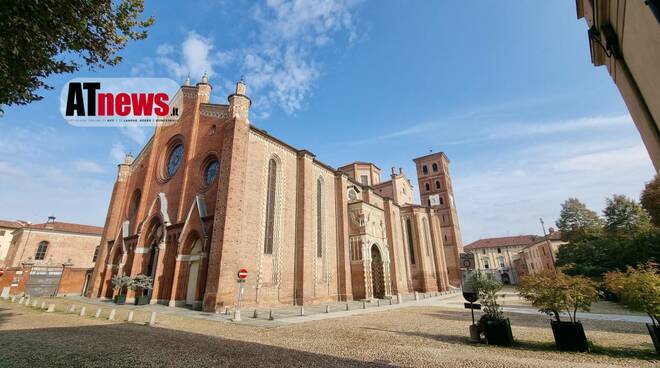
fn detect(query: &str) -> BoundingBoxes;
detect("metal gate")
[25,266,63,297]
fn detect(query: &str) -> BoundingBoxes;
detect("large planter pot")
[135,295,149,305]
[114,294,126,305]
[647,323,660,355]
[484,318,514,347]
[551,320,589,352]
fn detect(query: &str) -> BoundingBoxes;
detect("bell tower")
[413,151,463,286]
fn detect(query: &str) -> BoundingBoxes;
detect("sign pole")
[233,268,249,322]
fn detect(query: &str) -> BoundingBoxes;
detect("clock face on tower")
[167,144,184,177]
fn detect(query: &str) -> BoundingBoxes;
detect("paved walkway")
[422,293,654,324]
[57,289,462,327]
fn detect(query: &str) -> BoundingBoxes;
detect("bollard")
[299,306,305,316]
[397,293,402,304]
[362,301,366,309]
[149,311,157,326]
[18,297,24,305]
[233,309,242,322]
[24,298,30,306]
[47,304,55,313]
[268,309,274,320]
[224,306,230,315]
[32,300,37,308]
[41,301,46,309]
[414,291,419,301]
[68,305,76,313]
[345,303,349,311]
[389,298,393,305]
[127,310,134,322]
[108,309,116,321]
[325,305,330,313]
[253,309,258,319]
[95,308,102,318]
[11,296,16,303]
[79,307,86,317]
[377,299,381,307]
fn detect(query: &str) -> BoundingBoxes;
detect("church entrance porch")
[370,245,385,299]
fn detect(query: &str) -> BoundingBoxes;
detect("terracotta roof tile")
[464,235,542,250]
[0,220,22,229]
[28,221,103,236]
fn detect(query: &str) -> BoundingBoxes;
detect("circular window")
[204,159,219,185]
[167,144,184,177]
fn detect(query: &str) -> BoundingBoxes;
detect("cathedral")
[88,75,464,312]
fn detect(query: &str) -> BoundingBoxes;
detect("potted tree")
[518,269,599,352]
[131,274,153,305]
[604,262,660,355]
[111,275,133,304]
[473,272,513,346]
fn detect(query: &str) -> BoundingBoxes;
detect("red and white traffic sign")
[237,268,248,280]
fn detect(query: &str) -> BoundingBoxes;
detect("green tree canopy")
[640,175,660,228]
[603,194,652,234]
[555,198,604,241]
[0,0,154,114]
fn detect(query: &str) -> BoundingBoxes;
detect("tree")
[518,269,600,323]
[641,175,660,228]
[0,0,154,114]
[603,194,652,234]
[604,263,660,327]
[472,272,505,321]
[555,198,604,241]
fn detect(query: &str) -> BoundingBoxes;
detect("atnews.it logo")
[60,78,182,127]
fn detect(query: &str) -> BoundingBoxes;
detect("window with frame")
[35,241,48,260]
[92,246,100,262]
[432,163,438,172]
[422,165,428,175]
[360,175,369,186]
[498,256,505,268]
[425,182,430,191]
[316,179,324,258]
[482,258,489,269]
[435,180,440,189]
[263,159,277,254]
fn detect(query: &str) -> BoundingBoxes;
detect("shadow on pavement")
[0,322,393,368]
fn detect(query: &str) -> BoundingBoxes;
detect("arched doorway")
[501,273,511,285]
[371,244,385,299]
[145,222,163,301]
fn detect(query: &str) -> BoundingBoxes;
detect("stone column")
[168,259,183,307]
[149,242,167,304]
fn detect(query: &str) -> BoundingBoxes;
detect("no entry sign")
[237,268,248,280]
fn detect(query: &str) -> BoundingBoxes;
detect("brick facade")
[88,77,464,312]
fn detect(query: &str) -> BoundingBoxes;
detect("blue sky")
[0,1,655,243]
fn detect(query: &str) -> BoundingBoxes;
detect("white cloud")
[110,142,127,164]
[0,161,26,176]
[73,160,104,174]
[133,0,363,115]
[454,138,655,243]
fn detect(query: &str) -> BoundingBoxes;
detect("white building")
[464,235,541,285]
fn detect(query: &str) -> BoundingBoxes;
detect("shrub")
[518,269,600,323]
[472,272,505,321]
[604,262,660,327]
[129,274,153,296]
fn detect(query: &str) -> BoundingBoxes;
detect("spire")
[200,72,209,84]
[183,73,191,86]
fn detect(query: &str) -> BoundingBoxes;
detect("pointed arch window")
[263,159,277,254]
[35,241,48,260]
[405,218,416,265]
[317,178,324,258]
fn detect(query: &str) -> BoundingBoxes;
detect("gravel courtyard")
[0,299,657,368]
